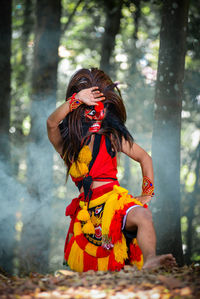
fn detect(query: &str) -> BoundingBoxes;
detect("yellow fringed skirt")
[64,182,145,272]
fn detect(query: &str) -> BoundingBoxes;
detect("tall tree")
[151,0,189,265]
[100,0,123,75]
[18,0,34,84]
[0,0,13,274]
[11,0,34,177]
[0,0,12,161]
[19,0,62,273]
[185,142,200,264]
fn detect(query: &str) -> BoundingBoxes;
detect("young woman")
[47,68,176,272]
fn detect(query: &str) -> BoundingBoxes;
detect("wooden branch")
[62,0,83,33]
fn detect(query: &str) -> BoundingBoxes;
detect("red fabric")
[76,235,90,250]
[129,242,142,262]
[90,135,118,180]
[83,251,98,272]
[64,196,83,250]
[96,245,111,258]
[71,135,118,183]
[108,250,124,271]
[85,180,119,200]
[65,196,82,216]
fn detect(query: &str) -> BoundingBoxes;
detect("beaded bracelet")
[67,93,82,112]
[142,176,154,197]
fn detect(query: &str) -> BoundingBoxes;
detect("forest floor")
[0,265,200,299]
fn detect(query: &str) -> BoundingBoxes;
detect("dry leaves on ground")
[0,265,199,299]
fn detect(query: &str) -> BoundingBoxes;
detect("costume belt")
[65,181,119,218]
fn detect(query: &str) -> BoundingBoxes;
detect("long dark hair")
[59,68,134,173]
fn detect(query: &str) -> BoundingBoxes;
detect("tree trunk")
[132,0,141,41]
[151,0,189,266]
[185,142,200,264]
[18,0,33,84]
[19,0,62,274]
[0,0,12,161]
[0,0,14,275]
[12,0,34,178]
[100,0,123,75]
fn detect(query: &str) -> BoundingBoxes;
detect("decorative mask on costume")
[84,101,105,133]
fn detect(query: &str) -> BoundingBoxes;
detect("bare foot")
[143,254,177,270]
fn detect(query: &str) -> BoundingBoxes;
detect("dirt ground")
[0,265,200,299]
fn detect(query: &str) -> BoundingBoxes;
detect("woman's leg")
[125,207,177,269]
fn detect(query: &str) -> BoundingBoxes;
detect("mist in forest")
[0,138,63,275]
[0,96,69,274]
[0,0,200,275]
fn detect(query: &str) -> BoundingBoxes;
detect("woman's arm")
[121,138,154,204]
[46,87,105,154]
[46,100,70,155]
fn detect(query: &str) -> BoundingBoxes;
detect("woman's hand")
[136,195,152,205]
[75,87,105,106]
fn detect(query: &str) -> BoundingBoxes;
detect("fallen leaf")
[54,269,77,277]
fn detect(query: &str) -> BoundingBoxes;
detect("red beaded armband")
[67,93,82,112]
[142,176,154,197]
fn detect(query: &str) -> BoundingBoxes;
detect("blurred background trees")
[0,0,199,275]
[151,0,189,266]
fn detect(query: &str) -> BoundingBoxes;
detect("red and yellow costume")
[63,134,146,272]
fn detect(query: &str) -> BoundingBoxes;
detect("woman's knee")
[125,206,153,230]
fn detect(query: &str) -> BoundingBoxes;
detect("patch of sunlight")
[76,53,87,63]
[116,53,127,62]
[139,58,148,67]
[185,172,196,192]
[196,226,200,234]
[9,126,16,134]
[122,6,132,17]
[58,45,71,58]
[181,216,188,233]
[182,110,191,118]
[15,220,23,233]
[18,161,27,182]
[149,39,159,50]
[145,53,155,61]
[142,6,150,15]
[59,58,71,76]
[180,165,189,181]
[182,243,187,254]
[191,129,200,148]
[15,210,23,242]
[19,161,27,171]
[60,16,68,23]
[120,62,128,70]
[137,30,148,41]
[129,3,136,13]
[185,54,192,68]
[22,115,31,136]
